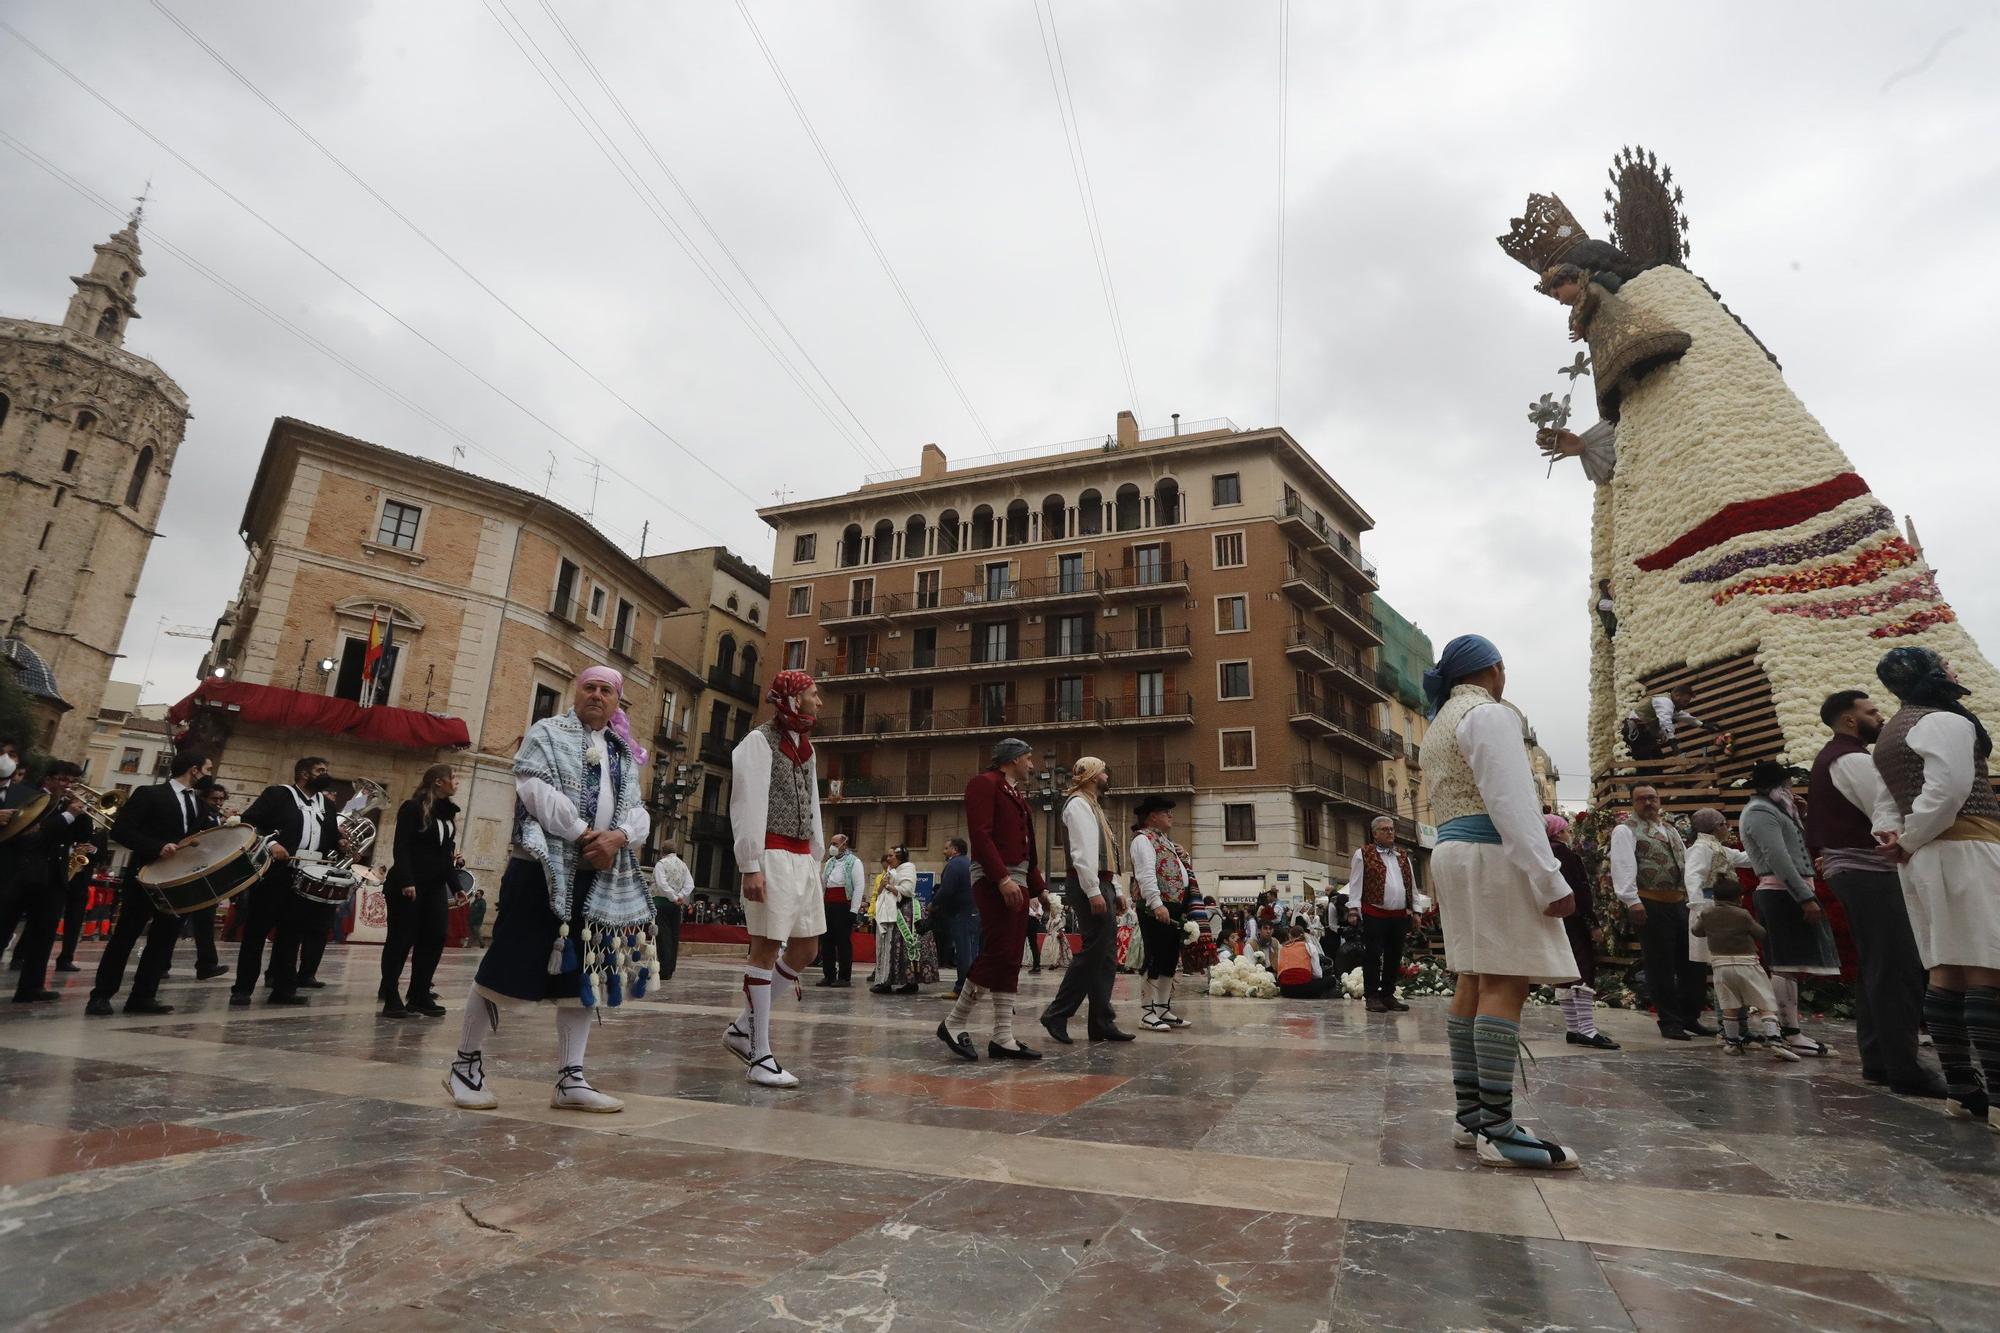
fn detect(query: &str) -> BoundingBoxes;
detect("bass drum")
[450,866,475,897]
[137,824,272,916]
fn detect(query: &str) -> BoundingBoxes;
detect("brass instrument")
[334,776,388,860]
[63,782,123,876]
[294,776,389,900]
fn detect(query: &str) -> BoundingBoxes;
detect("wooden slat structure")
[1591,648,1782,820]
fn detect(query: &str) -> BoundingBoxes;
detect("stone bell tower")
[0,201,190,756]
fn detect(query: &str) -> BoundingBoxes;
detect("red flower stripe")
[1766,571,1937,621]
[1713,537,1917,605]
[1870,605,1958,639]
[1635,472,1870,572]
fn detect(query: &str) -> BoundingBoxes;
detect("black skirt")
[1138,909,1183,980]
[474,857,594,1003]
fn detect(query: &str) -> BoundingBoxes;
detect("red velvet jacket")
[962,768,1046,894]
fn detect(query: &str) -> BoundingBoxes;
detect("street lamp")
[1033,750,1062,884]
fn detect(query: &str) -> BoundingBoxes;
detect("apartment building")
[1375,596,1436,890]
[757,411,1400,901]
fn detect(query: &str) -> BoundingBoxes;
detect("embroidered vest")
[1360,843,1414,912]
[757,721,818,842]
[1420,685,1504,823]
[1875,706,2000,825]
[1631,819,1686,903]
[1693,836,1737,894]
[1139,828,1188,903]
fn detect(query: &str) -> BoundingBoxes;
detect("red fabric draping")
[169,678,470,750]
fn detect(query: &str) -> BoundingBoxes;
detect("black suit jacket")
[110,781,204,871]
[2,784,83,888]
[242,784,342,859]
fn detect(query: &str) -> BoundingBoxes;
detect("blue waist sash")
[1437,814,1502,845]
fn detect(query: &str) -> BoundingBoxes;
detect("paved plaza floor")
[3,943,1997,1331]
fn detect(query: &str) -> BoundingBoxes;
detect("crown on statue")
[1496,193,1593,274]
[1603,144,1691,266]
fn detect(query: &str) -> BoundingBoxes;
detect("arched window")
[714,632,737,674]
[1153,477,1181,526]
[124,445,153,508]
[0,392,11,433]
[936,509,961,554]
[1113,483,1142,531]
[969,505,995,551]
[838,523,863,568]
[748,607,760,625]
[740,645,759,681]
[1077,488,1103,535]
[94,308,120,340]
[75,409,98,433]
[726,593,740,611]
[1040,494,1066,541]
[871,518,896,564]
[903,513,928,559]
[1003,499,1030,545]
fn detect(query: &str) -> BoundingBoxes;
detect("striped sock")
[1474,1015,1569,1167]
[1574,986,1599,1037]
[1923,986,1986,1112]
[1446,1013,1480,1128]
[1964,987,2000,1098]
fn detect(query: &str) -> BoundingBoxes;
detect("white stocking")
[991,990,1017,1049]
[457,987,496,1054]
[743,966,775,1059]
[947,981,986,1031]
[1770,974,1800,1030]
[555,1005,592,1073]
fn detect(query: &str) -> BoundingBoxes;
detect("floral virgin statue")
[1502,146,1999,774]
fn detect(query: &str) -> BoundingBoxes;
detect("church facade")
[0,211,189,756]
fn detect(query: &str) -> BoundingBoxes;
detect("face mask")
[0,754,15,779]
[309,775,339,794]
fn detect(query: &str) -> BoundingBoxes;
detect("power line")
[479,0,891,475]
[0,14,742,544]
[733,0,1003,456]
[532,0,894,473]
[0,130,664,555]
[1031,0,1142,424]
[1274,0,1290,425]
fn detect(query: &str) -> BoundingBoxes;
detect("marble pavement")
[2,943,1997,1331]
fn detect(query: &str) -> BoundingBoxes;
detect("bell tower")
[62,193,147,348]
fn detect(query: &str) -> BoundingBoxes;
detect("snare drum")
[294,859,362,907]
[137,824,272,916]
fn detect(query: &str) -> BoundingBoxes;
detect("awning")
[169,678,471,751]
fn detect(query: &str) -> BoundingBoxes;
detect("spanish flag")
[360,608,384,689]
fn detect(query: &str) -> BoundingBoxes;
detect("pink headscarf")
[1543,813,1571,839]
[577,665,648,767]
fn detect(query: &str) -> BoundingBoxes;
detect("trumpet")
[64,781,125,831]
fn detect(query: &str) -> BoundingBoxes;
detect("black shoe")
[1384,995,1410,1012]
[868,983,891,995]
[895,983,919,995]
[1566,1031,1622,1050]
[55,961,81,973]
[1658,1026,1691,1041]
[832,980,852,988]
[13,989,59,1003]
[1040,1014,1072,1045]
[228,991,252,1007]
[85,995,114,1016]
[381,999,409,1018]
[1889,1078,1949,1100]
[406,997,446,1017]
[989,1040,1042,1061]
[1030,967,1042,974]
[815,978,838,988]
[196,966,230,981]
[1686,1020,1719,1037]
[936,1022,978,1061]
[267,993,309,1006]
[297,979,328,990]
[1090,1027,1136,1042]
[124,998,175,1015]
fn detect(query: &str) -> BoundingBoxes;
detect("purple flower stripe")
[1678,505,1895,584]
[1767,571,1938,620]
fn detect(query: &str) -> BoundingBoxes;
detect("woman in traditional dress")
[871,846,937,996]
[1740,760,1838,1056]
[1546,814,1615,1049]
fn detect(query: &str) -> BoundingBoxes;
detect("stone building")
[638,546,770,894]
[81,679,175,800]
[757,411,1399,903]
[194,418,687,884]
[0,212,189,757]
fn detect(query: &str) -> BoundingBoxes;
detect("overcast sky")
[4,1,1996,802]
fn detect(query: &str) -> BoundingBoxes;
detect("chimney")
[920,442,948,480]
[1114,410,1139,450]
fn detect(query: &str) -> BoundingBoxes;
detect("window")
[553,557,581,619]
[1218,661,1252,700]
[376,499,422,550]
[52,488,65,508]
[784,639,807,671]
[1301,801,1322,848]
[95,308,120,340]
[794,533,817,563]
[903,810,930,849]
[707,700,730,739]
[1050,613,1089,657]
[849,577,875,615]
[1135,670,1165,717]
[1216,595,1248,633]
[1224,803,1257,843]
[61,449,79,473]
[613,599,636,655]
[75,409,99,433]
[333,635,397,703]
[906,749,932,797]
[37,523,51,551]
[124,445,153,508]
[787,586,812,616]
[1131,542,1165,585]
[589,585,608,620]
[915,569,941,610]
[982,562,1012,601]
[118,747,142,774]
[911,626,937,669]
[1136,605,1165,650]
[749,607,760,625]
[21,569,36,600]
[1212,473,1242,506]
[978,681,1010,727]
[976,621,1013,664]
[909,687,935,729]
[531,683,562,724]
[1057,552,1085,594]
[1220,729,1256,769]
[1053,675,1085,722]
[0,392,8,432]
[1213,532,1245,569]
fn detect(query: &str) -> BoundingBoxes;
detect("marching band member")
[445,668,653,1114]
[176,779,231,981]
[231,757,344,1007]
[380,764,461,1019]
[89,748,214,1016]
[5,760,85,1003]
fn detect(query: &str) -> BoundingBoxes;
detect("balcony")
[893,571,1102,620]
[821,592,901,626]
[1289,696,1399,758]
[1280,561,1334,609]
[818,698,1102,743]
[1126,759,1197,792]
[690,810,731,842]
[706,665,760,703]
[1325,647,1389,702]
[1404,741,1422,767]
[549,593,587,628]
[652,722,689,752]
[1328,535,1379,588]
[610,626,639,662]
[819,628,1187,682]
[1099,560,1190,597]
[1276,494,1335,553]
[1284,624,1338,671]
[818,773,961,804]
[1288,694,1341,738]
[1319,589,1385,646]
[1393,815,1421,844]
[697,731,735,765]
[1100,691,1195,727]
[1294,763,1395,815]
[1097,623,1193,662]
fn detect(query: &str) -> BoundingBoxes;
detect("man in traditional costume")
[1417,635,1581,1170]
[1609,785,1712,1040]
[1347,815,1416,1013]
[1870,647,2000,1129]
[1809,689,1944,1095]
[937,738,1049,1061]
[443,668,654,1114]
[722,669,826,1089]
[1041,757,1133,1045]
[1740,759,1838,1056]
[1129,795,1190,1032]
[1682,808,1751,1019]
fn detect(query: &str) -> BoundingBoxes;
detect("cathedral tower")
[0,206,189,755]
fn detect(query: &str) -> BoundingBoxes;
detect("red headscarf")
[767,669,817,765]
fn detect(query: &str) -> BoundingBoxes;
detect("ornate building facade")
[0,212,189,756]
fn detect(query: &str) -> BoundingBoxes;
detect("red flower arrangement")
[1767,571,1938,622]
[1713,537,1917,605]
[1870,605,1958,639]
[1636,472,1869,572]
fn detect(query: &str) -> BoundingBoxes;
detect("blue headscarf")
[1422,634,1503,718]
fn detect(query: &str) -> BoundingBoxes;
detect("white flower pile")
[1580,265,2000,771]
[1206,954,1279,998]
[1340,967,1366,999]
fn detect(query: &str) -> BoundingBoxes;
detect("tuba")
[334,777,389,860]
